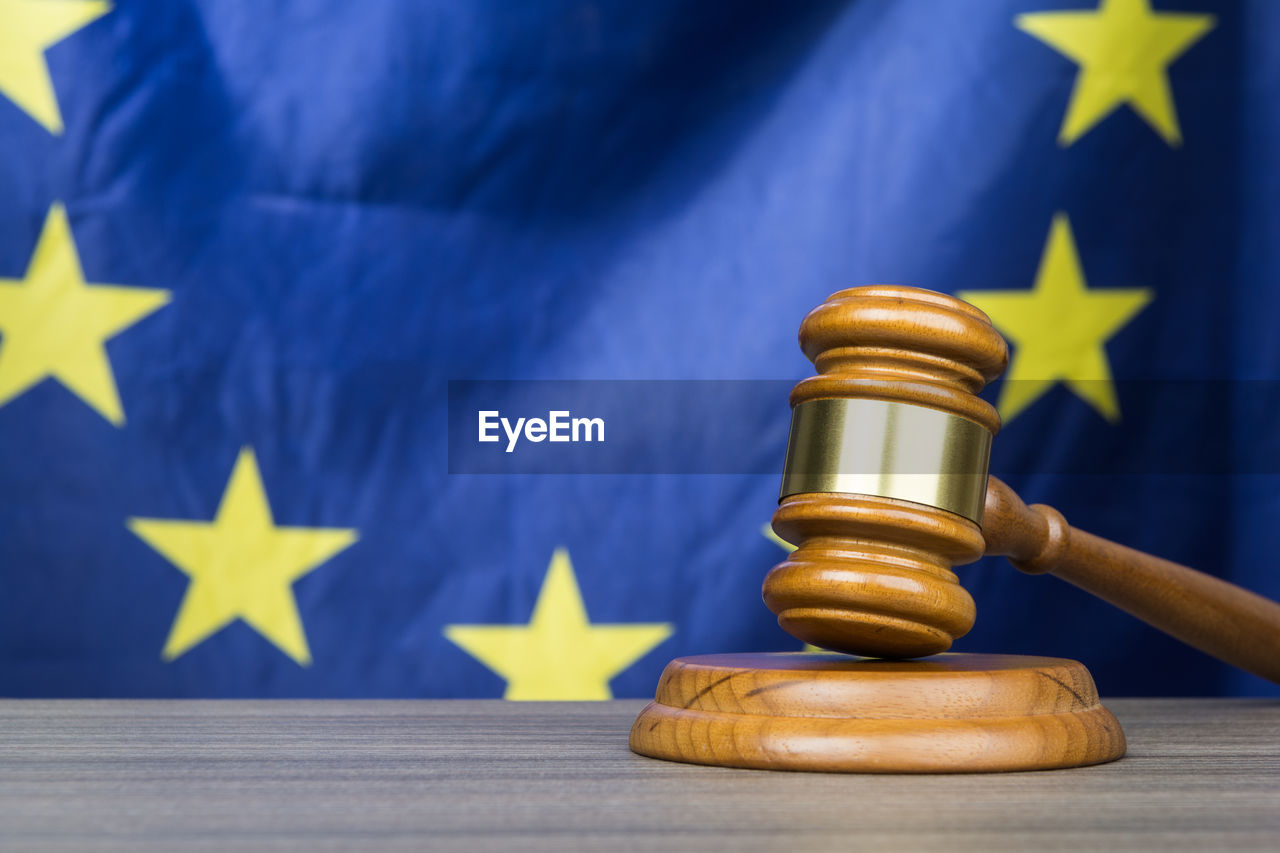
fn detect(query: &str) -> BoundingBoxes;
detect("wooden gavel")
[764,285,1280,685]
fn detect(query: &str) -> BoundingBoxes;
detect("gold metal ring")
[779,398,992,523]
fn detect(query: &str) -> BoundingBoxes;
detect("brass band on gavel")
[779,397,993,525]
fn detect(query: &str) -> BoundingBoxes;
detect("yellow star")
[0,0,111,134]
[762,523,795,553]
[1017,0,1215,146]
[445,548,673,700]
[127,448,358,665]
[0,203,170,426]
[960,214,1152,424]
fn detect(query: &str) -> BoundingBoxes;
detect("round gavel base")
[629,652,1126,773]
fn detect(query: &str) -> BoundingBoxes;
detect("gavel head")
[763,285,1009,659]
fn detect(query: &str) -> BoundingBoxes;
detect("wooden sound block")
[629,652,1126,773]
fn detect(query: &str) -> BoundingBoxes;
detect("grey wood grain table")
[0,699,1276,851]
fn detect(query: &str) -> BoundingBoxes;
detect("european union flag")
[1,0,1276,699]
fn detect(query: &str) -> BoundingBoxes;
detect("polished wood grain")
[640,285,1280,776]
[629,652,1125,772]
[764,286,1009,658]
[984,477,1280,685]
[766,491,984,658]
[765,286,1280,685]
[678,287,1123,775]
[0,699,1276,851]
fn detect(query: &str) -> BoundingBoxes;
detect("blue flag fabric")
[1,0,1277,698]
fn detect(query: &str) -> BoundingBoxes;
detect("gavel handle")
[982,476,1280,685]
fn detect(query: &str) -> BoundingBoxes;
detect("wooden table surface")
[0,698,1276,851]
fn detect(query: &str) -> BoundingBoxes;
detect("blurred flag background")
[1,0,1277,698]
